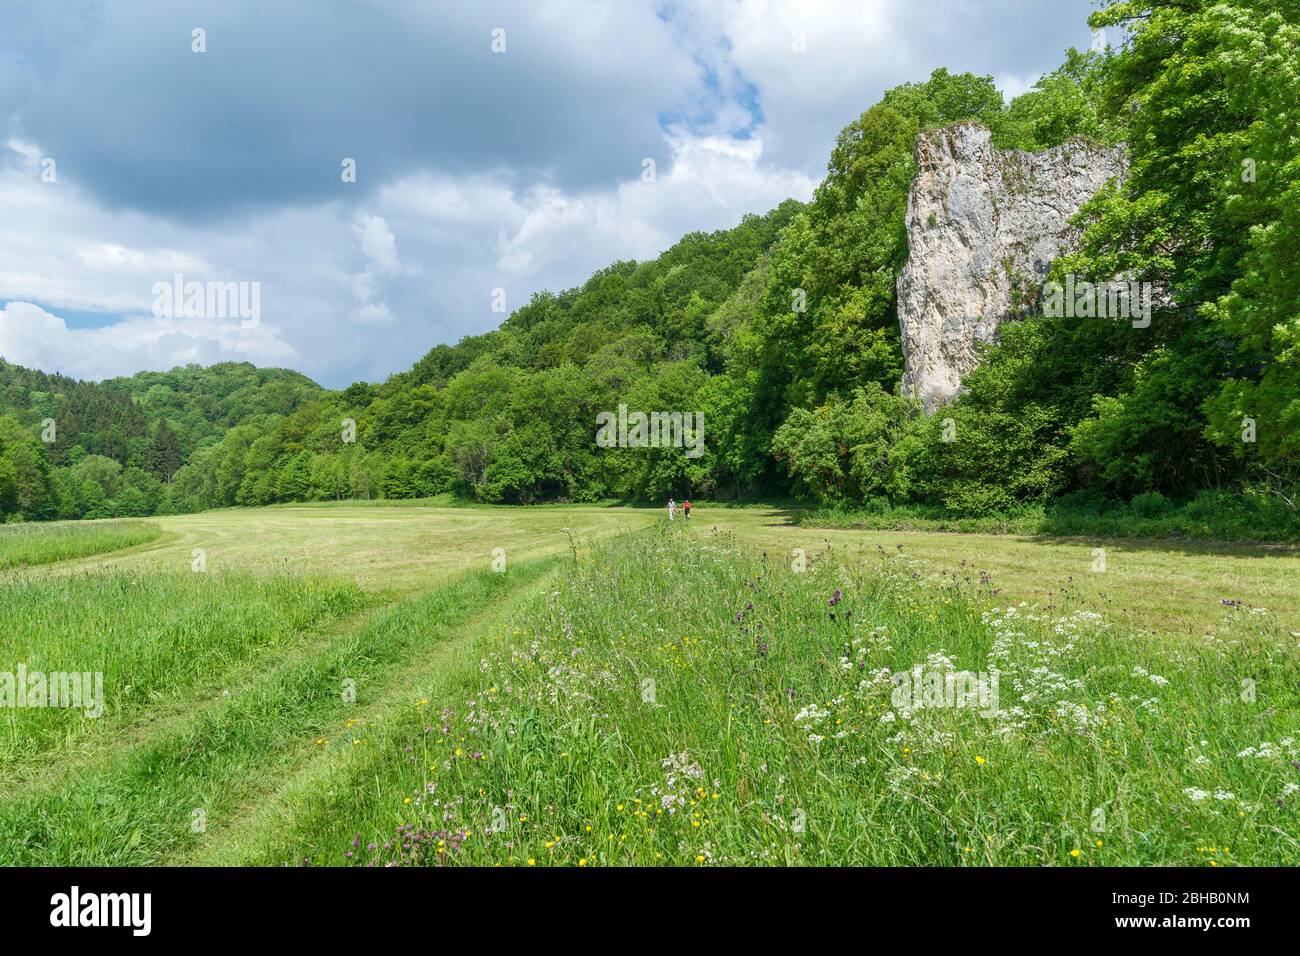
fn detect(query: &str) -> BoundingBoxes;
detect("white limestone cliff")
[896,123,1126,412]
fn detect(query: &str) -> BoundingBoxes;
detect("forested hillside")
[0,361,321,518]
[0,0,1295,528]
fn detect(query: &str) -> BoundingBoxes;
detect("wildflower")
[975,755,986,766]
[1070,849,1081,858]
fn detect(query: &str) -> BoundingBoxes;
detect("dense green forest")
[0,0,1295,528]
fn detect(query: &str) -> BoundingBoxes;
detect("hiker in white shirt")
[668,498,676,520]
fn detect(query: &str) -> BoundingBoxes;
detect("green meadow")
[1,503,1296,865]
[0,519,162,570]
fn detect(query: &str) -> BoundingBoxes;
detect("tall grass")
[0,519,163,569]
[0,559,554,865]
[272,525,1299,866]
[0,570,369,766]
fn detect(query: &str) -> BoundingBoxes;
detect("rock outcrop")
[896,123,1126,412]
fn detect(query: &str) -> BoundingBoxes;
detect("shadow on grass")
[787,510,1300,561]
[1021,532,1300,561]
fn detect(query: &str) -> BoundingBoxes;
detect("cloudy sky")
[0,0,1101,388]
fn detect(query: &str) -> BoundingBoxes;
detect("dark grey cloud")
[0,0,701,219]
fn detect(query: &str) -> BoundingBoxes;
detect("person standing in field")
[682,500,691,519]
[668,498,677,520]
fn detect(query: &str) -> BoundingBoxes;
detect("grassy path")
[0,571,373,772]
[187,560,560,865]
[0,598,386,793]
[0,558,558,865]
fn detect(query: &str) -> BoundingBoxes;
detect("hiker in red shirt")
[682,500,691,520]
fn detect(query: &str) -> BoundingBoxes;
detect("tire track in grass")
[0,558,559,866]
[0,602,393,795]
[183,563,561,866]
[0,576,378,791]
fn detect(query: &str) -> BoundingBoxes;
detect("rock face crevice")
[896,123,1126,413]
